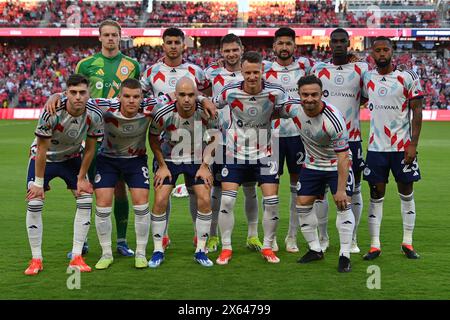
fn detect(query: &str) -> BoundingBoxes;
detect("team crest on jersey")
[334,75,345,86]
[67,129,78,138]
[248,107,258,117]
[95,81,103,90]
[95,174,101,183]
[122,124,134,133]
[378,87,388,96]
[120,66,129,75]
[280,74,291,84]
[221,167,229,177]
[169,77,177,87]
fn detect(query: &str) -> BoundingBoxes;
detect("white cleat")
[350,240,360,254]
[285,236,299,253]
[319,237,329,253]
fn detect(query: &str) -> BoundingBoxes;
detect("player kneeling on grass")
[148,77,218,268]
[277,75,355,273]
[24,74,104,275]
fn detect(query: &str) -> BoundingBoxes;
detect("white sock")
[218,190,237,250]
[26,198,44,259]
[243,182,259,238]
[315,197,329,240]
[95,206,113,259]
[287,184,298,238]
[336,204,355,258]
[297,205,321,252]
[134,204,150,258]
[151,212,167,252]
[400,192,416,245]
[72,194,92,256]
[351,183,363,242]
[164,198,171,236]
[368,198,384,249]
[187,186,198,232]
[262,196,279,249]
[210,186,221,237]
[196,211,212,252]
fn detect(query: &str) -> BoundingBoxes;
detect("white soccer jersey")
[264,57,314,137]
[92,96,167,158]
[149,101,217,163]
[279,99,350,171]
[31,97,104,162]
[213,80,289,161]
[362,68,424,152]
[311,61,369,142]
[140,59,210,97]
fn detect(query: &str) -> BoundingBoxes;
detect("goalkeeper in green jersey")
[71,19,141,258]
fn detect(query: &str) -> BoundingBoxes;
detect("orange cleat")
[216,249,232,265]
[69,255,92,272]
[162,235,171,250]
[261,248,280,264]
[24,258,43,276]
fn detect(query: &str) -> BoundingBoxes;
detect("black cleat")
[297,249,324,263]
[338,255,352,273]
[363,248,382,261]
[401,244,420,259]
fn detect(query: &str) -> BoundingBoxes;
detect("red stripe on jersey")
[188,66,196,77]
[318,68,330,79]
[265,69,277,79]
[369,133,374,144]
[231,99,244,111]
[86,115,91,126]
[293,117,301,129]
[298,61,305,70]
[146,67,152,78]
[397,139,404,151]
[105,117,119,127]
[54,123,64,132]
[154,71,165,83]
[391,133,397,146]
[384,125,391,138]
[367,80,375,91]
[268,93,276,104]
[354,64,361,76]
[214,74,225,86]
[274,119,280,128]
[355,128,361,140]
[167,124,177,131]
[402,101,408,112]
[349,128,355,139]
[346,121,351,130]
[222,89,227,101]
[397,75,404,85]
[356,91,361,101]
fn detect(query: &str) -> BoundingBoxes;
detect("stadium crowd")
[0,0,447,28]
[1,43,448,109]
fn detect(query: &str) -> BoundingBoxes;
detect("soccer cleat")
[206,236,220,253]
[95,257,113,270]
[401,244,420,259]
[67,242,89,260]
[285,236,299,253]
[246,236,263,251]
[135,256,148,269]
[297,249,324,264]
[319,237,329,252]
[350,240,360,254]
[261,248,280,264]
[162,235,171,250]
[216,249,232,265]
[272,236,279,252]
[117,241,134,257]
[69,255,91,272]
[194,251,214,267]
[363,247,382,260]
[338,255,352,273]
[24,258,43,276]
[148,251,164,268]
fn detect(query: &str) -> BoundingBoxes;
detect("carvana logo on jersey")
[334,75,345,86]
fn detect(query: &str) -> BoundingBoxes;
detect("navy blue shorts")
[94,154,150,189]
[297,167,354,197]
[212,145,227,187]
[221,158,279,185]
[349,141,365,176]
[363,151,421,184]
[26,157,81,191]
[154,160,205,187]
[277,135,305,176]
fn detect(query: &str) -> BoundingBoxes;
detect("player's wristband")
[34,177,44,188]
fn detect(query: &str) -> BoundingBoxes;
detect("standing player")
[204,34,262,252]
[147,78,217,268]
[263,27,313,253]
[213,51,289,265]
[24,74,103,275]
[278,75,355,272]
[310,28,369,253]
[141,27,211,250]
[361,36,423,260]
[74,19,141,257]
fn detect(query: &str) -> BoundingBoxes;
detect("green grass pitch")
[0,120,449,300]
